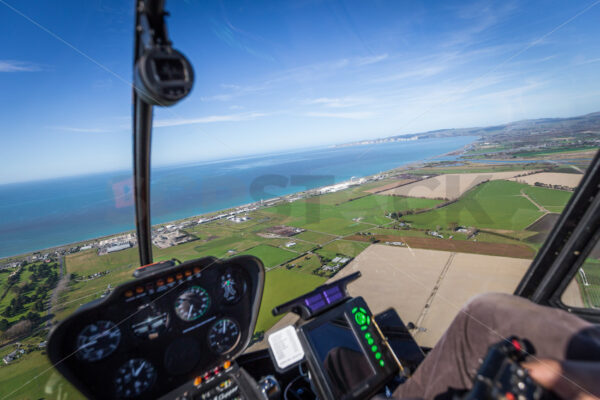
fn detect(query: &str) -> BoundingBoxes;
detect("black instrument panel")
[47,256,265,400]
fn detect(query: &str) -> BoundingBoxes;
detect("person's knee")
[461,292,512,319]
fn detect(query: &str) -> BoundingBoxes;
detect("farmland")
[0,161,581,400]
[401,180,544,231]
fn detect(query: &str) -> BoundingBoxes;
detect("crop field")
[294,230,337,244]
[521,185,573,213]
[381,171,535,200]
[265,194,441,233]
[316,240,370,259]
[512,172,582,189]
[579,259,600,308]
[402,180,543,231]
[254,268,326,334]
[408,163,540,175]
[238,244,298,269]
[514,146,599,157]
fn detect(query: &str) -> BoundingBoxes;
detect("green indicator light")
[359,307,366,314]
[371,345,378,352]
[351,307,358,314]
[354,312,367,326]
[361,325,367,331]
[375,352,382,360]
[366,315,371,325]
[379,360,385,367]
[367,338,374,345]
[365,333,371,339]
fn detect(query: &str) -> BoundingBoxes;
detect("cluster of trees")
[1,262,58,319]
[0,320,33,340]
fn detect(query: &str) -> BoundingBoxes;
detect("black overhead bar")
[132,0,194,267]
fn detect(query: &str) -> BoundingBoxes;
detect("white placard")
[268,325,305,370]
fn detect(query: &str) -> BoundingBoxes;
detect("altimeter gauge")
[174,286,211,321]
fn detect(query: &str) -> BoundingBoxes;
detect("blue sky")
[1,0,600,184]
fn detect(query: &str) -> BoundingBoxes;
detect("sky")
[1,0,600,184]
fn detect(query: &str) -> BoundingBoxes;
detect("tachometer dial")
[174,286,211,321]
[219,271,246,304]
[76,320,121,362]
[115,358,156,398]
[208,318,241,354]
[130,304,169,340]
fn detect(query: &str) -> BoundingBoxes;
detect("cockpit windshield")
[1,1,600,399]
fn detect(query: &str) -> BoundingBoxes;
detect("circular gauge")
[174,286,211,321]
[208,318,241,354]
[115,358,156,398]
[76,320,121,362]
[130,304,169,340]
[219,271,246,304]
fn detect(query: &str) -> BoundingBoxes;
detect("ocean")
[0,136,476,259]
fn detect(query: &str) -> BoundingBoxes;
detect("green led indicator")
[359,307,366,314]
[351,307,358,314]
[361,325,367,331]
[354,312,367,326]
[379,360,385,367]
[375,352,382,360]
[371,345,378,352]
[367,338,374,345]
[365,332,371,338]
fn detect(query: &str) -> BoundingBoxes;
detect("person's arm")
[522,359,600,400]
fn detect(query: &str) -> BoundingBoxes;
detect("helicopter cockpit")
[36,1,600,400]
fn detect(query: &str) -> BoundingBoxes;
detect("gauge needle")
[133,361,145,377]
[187,304,194,320]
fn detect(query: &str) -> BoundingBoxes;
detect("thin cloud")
[154,112,267,128]
[307,97,372,108]
[356,53,389,66]
[306,111,374,119]
[49,126,111,133]
[0,60,41,72]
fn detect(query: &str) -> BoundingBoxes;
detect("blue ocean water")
[0,136,475,258]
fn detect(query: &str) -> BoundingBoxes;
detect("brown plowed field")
[345,234,534,258]
[365,179,417,193]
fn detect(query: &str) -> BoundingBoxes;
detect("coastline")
[0,148,475,263]
[0,136,500,263]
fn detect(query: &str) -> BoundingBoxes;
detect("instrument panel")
[47,256,264,400]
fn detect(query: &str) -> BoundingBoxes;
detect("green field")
[265,194,442,234]
[579,259,600,308]
[0,348,83,400]
[402,180,544,231]
[294,230,337,244]
[254,269,326,333]
[316,240,370,260]
[522,185,572,213]
[238,244,298,269]
[515,146,598,157]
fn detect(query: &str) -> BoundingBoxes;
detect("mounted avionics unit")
[296,297,399,400]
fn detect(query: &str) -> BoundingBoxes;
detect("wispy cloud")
[305,111,374,119]
[154,112,267,128]
[306,97,372,108]
[355,53,389,66]
[49,126,111,133]
[0,60,41,72]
